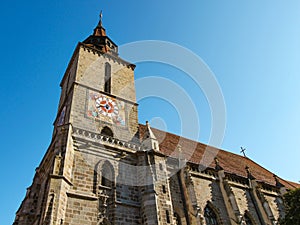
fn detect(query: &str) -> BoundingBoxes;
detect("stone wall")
[169,173,188,225]
[69,45,139,143]
[13,43,289,225]
[64,197,98,225]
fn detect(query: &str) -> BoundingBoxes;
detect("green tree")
[280,188,300,225]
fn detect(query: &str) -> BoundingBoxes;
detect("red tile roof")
[139,124,300,190]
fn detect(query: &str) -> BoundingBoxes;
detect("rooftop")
[139,124,300,190]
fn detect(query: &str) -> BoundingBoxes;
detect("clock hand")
[96,103,106,108]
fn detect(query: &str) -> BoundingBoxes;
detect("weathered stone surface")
[13,18,296,225]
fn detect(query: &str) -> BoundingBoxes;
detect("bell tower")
[14,10,292,225]
[14,13,141,225]
[56,11,139,142]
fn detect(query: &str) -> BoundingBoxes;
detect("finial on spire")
[99,10,103,26]
[92,10,107,37]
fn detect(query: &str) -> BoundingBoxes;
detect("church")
[14,13,299,225]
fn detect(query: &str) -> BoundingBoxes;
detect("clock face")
[87,91,126,127]
[95,96,119,118]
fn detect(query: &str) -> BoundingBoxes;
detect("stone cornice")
[79,42,136,70]
[67,191,98,201]
[189,170,217,181]
[226,180,249,189]
[72,127,141,153]
[260,188,280,197]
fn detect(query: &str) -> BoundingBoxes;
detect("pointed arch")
[104,62,111,93]
[94,160,115,190]
[101,126,113,137]
[95,160,116,224]
[100,160,115,187]
[204,202,221,225]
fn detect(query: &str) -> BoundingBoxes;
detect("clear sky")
[1,0,300,224]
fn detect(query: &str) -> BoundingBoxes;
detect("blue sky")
[1,0,300,224]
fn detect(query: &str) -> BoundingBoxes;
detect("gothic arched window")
[98,161,115,224]
[101,126,113,137]
[204,205,219,225]
[101,161,114,188]
[244,214,254,225]
[104,62,111,93]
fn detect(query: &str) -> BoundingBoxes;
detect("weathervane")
[240,147,247,157]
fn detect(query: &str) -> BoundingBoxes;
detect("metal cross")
[240,147,247,157]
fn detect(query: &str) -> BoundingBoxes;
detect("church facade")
[14,14,299,225]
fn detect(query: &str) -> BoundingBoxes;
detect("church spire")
[93,10,107,37]
[83,11,118,54]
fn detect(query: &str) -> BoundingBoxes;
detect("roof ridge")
[139,123,251,160]
[278,177,299,189]
[240,156,299,187]
[138,123,300,189]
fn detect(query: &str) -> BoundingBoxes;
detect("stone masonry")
[14,14,300,225]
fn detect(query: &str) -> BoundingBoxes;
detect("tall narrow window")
[104,62,111,93]
[166,210,170,223]
[98,161,115,223]
[204,205,219,225]
[99,161,115,188]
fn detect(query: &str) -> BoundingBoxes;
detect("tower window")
[100,161,114,188]
[162,185,166,193]
[101,175,108,187]
[104,62,111,93]
[166,210,170,223]
[101,126,113,137]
